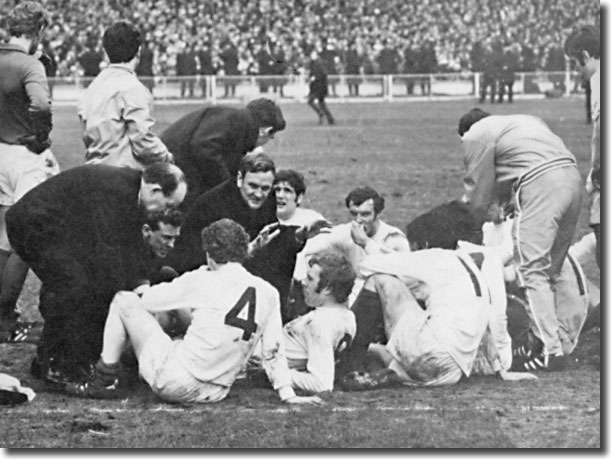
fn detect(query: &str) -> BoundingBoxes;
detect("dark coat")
[169,179,303,306]
[176,49,198,76]
[6,165,149,368]
[160,106,259,208]
[309,59,328,97]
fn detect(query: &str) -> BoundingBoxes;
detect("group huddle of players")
[0,3,599,406]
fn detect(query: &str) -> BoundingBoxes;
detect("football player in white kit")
[249,251,356,393]
[339,247,537,389]
[282,252,356,393]
[66,218,323,405]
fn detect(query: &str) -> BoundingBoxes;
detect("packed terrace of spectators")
[0,0,600,78]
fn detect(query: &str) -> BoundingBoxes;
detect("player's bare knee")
[112,292,142,320]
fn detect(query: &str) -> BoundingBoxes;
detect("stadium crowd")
[0,0,600,81]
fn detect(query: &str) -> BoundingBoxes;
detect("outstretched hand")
[284,395,325,406]
[498,370,538,381]
[295,219,332,243]
[250,222,281,254]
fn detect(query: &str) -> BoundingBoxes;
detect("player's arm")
[22,61,52,153]
[139,269,207,312]
[260,294,324,405]
[122,87,174,165]
[461,140,496,226]
[288,319,336,393]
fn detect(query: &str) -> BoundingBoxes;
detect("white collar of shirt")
[106,63,135,74]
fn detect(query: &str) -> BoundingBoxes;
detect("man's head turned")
[103,21,142,64]
[142,209,184,258]
[274,169,306,220]
[8,1,49,37]
[246,98,286,146]
[563,25,600,79]
[201,218,250,265]
[303,251,356,307]
[139,163,187,212]
[457,108,491,137]
[8,1,49,53]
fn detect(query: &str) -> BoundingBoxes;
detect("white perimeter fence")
[48,71,587,104]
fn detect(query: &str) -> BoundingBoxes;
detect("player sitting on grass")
[399,200,592,372]
[250,252,356,393]
[65,218,323,406]
[337,246,538,390]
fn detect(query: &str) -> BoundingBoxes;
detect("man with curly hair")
[66,218,323,406]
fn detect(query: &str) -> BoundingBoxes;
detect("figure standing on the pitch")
[0,1,60,340]
[78,21,173,170]
[307,49,335,125]
[564,25,600,269]
[6,163,187,386]
[458,108,582,371]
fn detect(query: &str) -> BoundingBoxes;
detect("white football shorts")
[139,331,229,403]
[386,310,462,386]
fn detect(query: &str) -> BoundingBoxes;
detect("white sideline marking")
[8,404,592,416]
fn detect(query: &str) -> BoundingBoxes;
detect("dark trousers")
[480,75,496,103]
[498,79,514,103]
[9,232,115,376]
[307,93,334,124]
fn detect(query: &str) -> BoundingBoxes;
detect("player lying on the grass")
[336,246,537,390]
[293,186,411,310]
[404,200,593,372]
[66,218,323,406]
[249,252,356,393]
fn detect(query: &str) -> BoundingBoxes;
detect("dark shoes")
[0,319,40,344]
[64,362,122,399]
[30,356,94,391]
[511,352,566,372]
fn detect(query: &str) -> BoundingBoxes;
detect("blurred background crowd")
[0,0,600,83]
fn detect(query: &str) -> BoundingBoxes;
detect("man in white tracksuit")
[458,108,582,371]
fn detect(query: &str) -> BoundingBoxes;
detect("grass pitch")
[0,97,601,448]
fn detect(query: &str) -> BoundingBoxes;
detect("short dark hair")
[564,25,600,61]
[458,108,491,137]
[8,1,49,37]
[405,200,482,250]
[246,98,286,135]
[142,163,186,197]
[143,209,185,231]
[274,169,306,197]
[238,151,276,177]
[201,219,250,264]
[345,186,385,215]
[103,21,142,63]
[309,252,355,304]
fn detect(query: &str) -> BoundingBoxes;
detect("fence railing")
[47,71,587,103]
